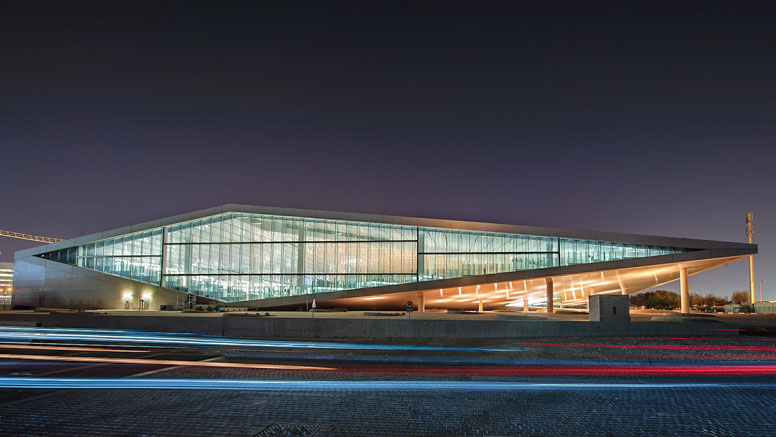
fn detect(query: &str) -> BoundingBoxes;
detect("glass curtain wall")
[558,238,683,266]
[39,212,686,303]
[419,229,559,280]
[73,230,163,285]
[161,213,418,302]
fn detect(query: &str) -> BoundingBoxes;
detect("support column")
[680,266,689,314]
[522,295,529,312]
[749,255,756,304]
[545,278,554,314]
[478,297,483,312]
[419,293,425,312]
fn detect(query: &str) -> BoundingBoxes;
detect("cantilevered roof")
[15,203,756,258]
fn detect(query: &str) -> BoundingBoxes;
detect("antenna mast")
[746,212,755,304]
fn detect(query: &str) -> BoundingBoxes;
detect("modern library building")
[12,205,756,312]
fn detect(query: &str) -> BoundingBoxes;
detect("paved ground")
[3,383,775,436]
[0,326,775,435]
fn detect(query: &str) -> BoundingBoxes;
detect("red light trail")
[513,342,776,352]
[344,364,776,376]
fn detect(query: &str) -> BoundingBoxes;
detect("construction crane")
[0,229,64,255]
[0,229,64,244]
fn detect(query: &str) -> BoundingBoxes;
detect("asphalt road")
[0,326,775,436]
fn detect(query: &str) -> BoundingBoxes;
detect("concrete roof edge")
[217,204,752,249]
[13,203,753,259]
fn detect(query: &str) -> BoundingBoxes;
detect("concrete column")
[545,278,554,314]
[522,295,529,312]
[749,255,756,304]
[478,297,483,312]
[419,293,425,312]
[680,266,689,314]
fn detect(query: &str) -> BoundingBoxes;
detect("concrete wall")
[0,312,735,339]
[753,302,776,314]
[12,256,189,310]
[588,295,630,322]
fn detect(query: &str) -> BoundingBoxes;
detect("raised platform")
[0,310,769,339]
[651,313,719,323]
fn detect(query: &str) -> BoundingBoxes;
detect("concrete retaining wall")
[0,312,739,339]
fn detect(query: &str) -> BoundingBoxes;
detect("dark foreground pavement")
[2,382,775,436]
[0,326,775,436]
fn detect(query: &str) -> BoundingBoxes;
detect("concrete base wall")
[0,312,735,339]
[753,302,776,314]
[589,295,630,322]
[12,257,189,310]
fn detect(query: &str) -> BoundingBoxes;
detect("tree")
[703,293,730,307]
[630,290,680,310]
[731,290,750,305]
[629,293,647,307]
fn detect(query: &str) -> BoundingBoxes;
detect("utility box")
[589,295,630,322]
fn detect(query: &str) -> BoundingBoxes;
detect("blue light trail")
[1,377,772,391]
[0,327,518,352]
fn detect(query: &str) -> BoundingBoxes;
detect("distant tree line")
[629,290,750,310]
[629,290,680,309]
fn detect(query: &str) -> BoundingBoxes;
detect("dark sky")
[2,1,774,299]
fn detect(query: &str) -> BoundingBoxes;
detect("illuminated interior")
[327,255,747,311]
[36,212,691,304]
[27,205,754,310]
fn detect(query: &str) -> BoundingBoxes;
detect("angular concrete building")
[12,205,756,312]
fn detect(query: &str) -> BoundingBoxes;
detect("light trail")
[345,364,776,376]
[0,377,774,391]
[4,341,177,349]
[601,337,776,342]
[0,327,517,352]
[514,341,776,352]
[0,344,152,353]
[0,354,336,371]
[700,328,776,332]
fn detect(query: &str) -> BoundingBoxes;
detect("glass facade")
[42,229,163,286]
[40,212,687,302]
[161,213,417,302]
[419,229,558,280]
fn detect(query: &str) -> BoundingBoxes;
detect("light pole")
[746,212,756,305]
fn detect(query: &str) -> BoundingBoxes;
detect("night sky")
[2,1,774,299]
